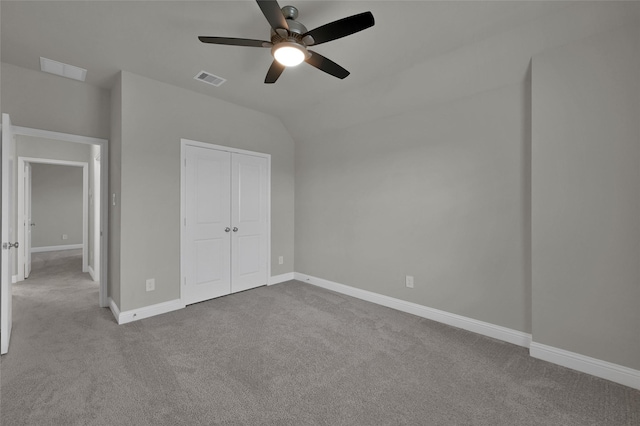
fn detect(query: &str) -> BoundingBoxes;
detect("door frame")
[10,126,109,308]
[180,138,271,305]
[2,113,16,355]
[18,157,89,278]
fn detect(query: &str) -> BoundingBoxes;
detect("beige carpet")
[1,250,638,425]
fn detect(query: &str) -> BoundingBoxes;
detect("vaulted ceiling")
[2,1,572,117]
[5,1,639,144]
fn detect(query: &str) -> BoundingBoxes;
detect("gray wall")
[296,80,530,332]
[286,3,640,350]
[109,73,122,307]
[532,24,640,369]
[1,62,110,139]
[17,135,91,163]
[114,71,295,311]
[30,163,83,248]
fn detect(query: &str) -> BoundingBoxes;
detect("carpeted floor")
[1,251,639,425]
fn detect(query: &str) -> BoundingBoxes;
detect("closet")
[182,142,269,305]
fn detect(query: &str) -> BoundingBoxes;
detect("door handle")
[233,227,238,232]
[225,227,231,232]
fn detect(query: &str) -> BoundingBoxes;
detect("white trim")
[17,160,27,281]
[87,265,96,281]
[180,143,186,302]
[12,126,107,146]
[99,139,109,308]
[17,157,89,281]
[82,164,89,273]
[268,272,294,285]
[90,145,101,283]
[294,272,532,348]
[266,157,271,294]
[31,244,83,253]
[181,138,271,159]
[108,297,121,322]
[530,342,640,390]
[115,299,185,325]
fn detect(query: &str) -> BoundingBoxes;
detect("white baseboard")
[12,275,17,284]
[108,297,121,323]
[87,266,96,281]
[115,298,185,325]
[530,342,640,390]
[294,272,532,348]
[268,272,295,285]
[31,244,83,253]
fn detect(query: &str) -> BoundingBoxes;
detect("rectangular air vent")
[40,57,87,82]
[194,70,226,87]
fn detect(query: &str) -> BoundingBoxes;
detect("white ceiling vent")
[40,57,87,82]
[194,70,226,87]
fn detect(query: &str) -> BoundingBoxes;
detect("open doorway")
[18,159,92,278]
[12,127,108,308]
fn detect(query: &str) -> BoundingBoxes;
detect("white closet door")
[183,146,231,305]
[231,153,268,293]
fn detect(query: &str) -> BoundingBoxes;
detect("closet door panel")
[184,146,231,305]
[231,153,268,292]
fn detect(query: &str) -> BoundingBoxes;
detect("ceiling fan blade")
[265,60,285,84]
[198,36,272,48]
[256,0,289,33]
[303,12,374,46]
[305,51,350,79]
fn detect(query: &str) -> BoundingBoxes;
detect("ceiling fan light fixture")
[272,42,307,67]
[198,3,375,83]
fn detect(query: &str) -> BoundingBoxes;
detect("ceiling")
[1,1,572,120]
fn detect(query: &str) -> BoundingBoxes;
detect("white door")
[231,153,268,293]
[25,162,32,278]
[1,113,16,355]
[183,146,232,305]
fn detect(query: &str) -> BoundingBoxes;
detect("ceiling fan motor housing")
[270,5,314,46]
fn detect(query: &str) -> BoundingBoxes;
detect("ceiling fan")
[198,0,375,84]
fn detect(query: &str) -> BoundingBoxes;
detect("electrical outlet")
[405,275,414,288]
[278,256,284,265]
[62,234,68,240]
[146,278,155,292]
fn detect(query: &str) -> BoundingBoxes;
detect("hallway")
[15,249,99,314]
